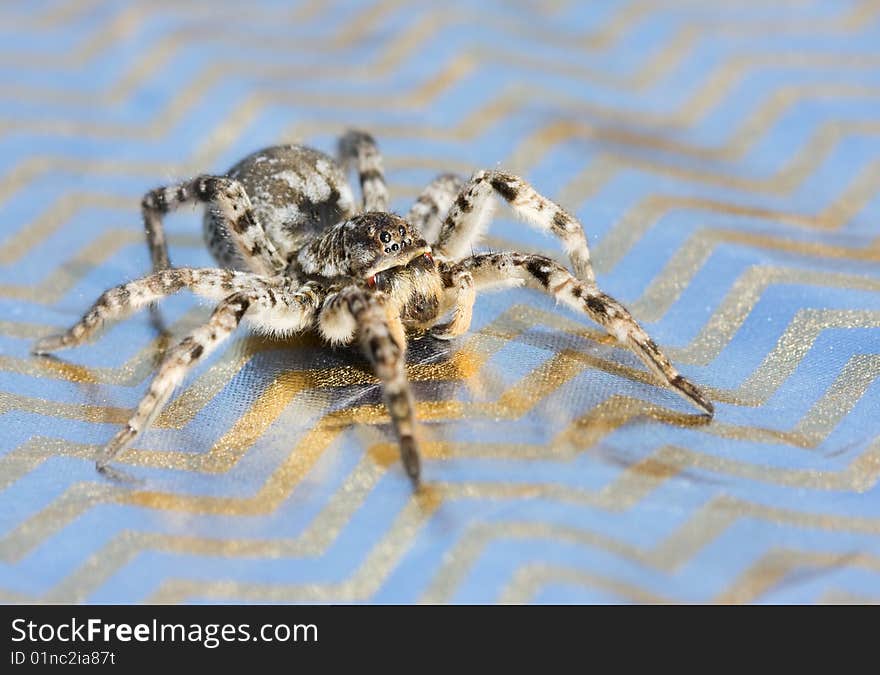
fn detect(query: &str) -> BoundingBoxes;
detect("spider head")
[343,212,443,324]
[339,212,432,279]
[297,212,443,323]
[298,212,431,280]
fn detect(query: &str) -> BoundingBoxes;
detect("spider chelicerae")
[33,130,713,488]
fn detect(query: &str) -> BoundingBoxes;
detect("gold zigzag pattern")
[1,313,877,582]
[2,57,877,261]
[2,0,879,603]
[6,0,871,81]
[501,547,880,604]
[12,427,880,603]
[113,488,880,603]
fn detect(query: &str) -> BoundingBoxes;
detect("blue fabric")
[1,0,879,603]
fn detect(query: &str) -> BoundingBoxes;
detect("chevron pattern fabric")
[1,0,879,604]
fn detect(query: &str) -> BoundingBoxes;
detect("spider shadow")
[96,463,146,488]
[320,331,464,410]
[148,303,173,345]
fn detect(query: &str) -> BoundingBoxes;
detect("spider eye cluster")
[336,212,430,280]
[379,224,413,254]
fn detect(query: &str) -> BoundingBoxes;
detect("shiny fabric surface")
[1,0,880,603]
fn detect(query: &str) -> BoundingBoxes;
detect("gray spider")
[33,130,713,488]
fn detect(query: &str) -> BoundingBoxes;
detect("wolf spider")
[33,130,713,488]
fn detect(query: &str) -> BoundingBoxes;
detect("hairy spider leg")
[142,175,287,277]
[35,271,327,474]
[94,292,254,473]
[32,268,267,354]
[431,267,475,340]
[439,252,714,416]
[323,286,422,486]
[406,173,464,243]
[337,130,389,213]
[435,170,595,284]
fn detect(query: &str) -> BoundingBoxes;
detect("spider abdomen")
[203,144,356,270]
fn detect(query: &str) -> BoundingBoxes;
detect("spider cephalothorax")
[33,130,713,488]
[296,211,443,330]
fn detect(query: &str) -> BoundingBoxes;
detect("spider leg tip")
[688,387,715,418]
[32,335,64,356]
[400,437,422,489]
[671,375,714,418]
[96,461,143,486]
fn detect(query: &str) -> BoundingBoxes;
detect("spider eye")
[366,275,376,288]
[423,252,434,263]
[398,226,406,236]
[380,231,391,243]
